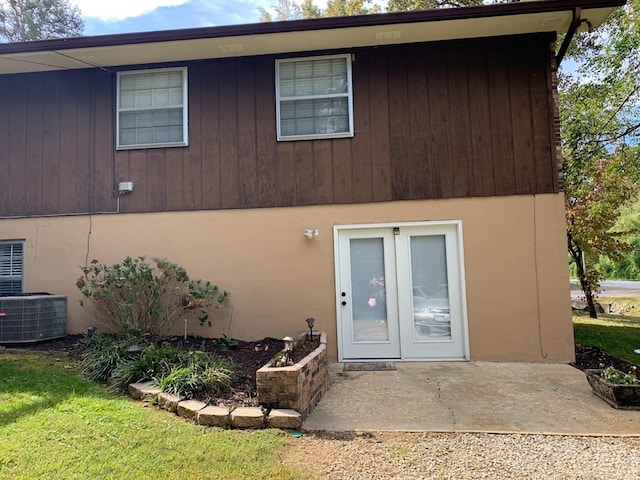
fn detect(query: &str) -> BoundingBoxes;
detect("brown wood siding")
[1,69,116,216]
[0,33,558,217]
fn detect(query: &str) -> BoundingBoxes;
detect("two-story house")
[0,0,624,362]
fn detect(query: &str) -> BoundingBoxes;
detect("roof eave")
[0,0,625,75]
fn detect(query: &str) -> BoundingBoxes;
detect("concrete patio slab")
[302,362,640,435]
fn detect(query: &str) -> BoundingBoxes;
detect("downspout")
[556,7,592,67]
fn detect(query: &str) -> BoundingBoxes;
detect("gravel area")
[282,432,640,479]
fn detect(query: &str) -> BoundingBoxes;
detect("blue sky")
[70,0,328,36]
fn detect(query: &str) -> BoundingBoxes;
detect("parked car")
[412,285,450,336]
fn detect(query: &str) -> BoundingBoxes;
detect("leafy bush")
[76,256,229,336]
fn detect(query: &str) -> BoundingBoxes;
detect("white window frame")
[0,240,24,295]
[116,67,189,150]
[275,54,354,141]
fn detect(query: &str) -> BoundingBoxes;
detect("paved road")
[571,279,640,297]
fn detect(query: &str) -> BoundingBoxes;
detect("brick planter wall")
[256,332,328,419]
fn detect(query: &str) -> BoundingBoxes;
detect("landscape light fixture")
[127,344,143,354]
[87,326,97,337]
[282,336,295,365]
[306,317,315,340]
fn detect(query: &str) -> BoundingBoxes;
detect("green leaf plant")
[76,256,229,337]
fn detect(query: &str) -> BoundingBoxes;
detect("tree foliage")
[259,0,379,21]
[386,0,481,12]
[259,0,512,20]
[561,0,640,316]
[0,0,83,42]
[259,0,315,21]
[594,188,640,280]
[565,153,638,316]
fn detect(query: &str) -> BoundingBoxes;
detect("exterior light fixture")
[282,336,295,365]
[303,228,319,239]
[117,181,134,195]
[87,325,97,337]
[306,317,315,340]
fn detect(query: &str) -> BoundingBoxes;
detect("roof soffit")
[0,1,624,74]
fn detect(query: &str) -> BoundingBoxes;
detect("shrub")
[157,353,235,399]
[76,256,229,336]
[77,334,237,398]
[76,334,147,382]
[109,343,185,391]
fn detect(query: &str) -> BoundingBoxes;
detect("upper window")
[117,67,188,149]
[276,54,353,141]
[0,241,24,296]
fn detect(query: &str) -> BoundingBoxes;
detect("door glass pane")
[410,235,451,340]
[349,238,389,342]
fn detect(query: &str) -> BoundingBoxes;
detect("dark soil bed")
[3,334,321,407]
[572,344,640,380]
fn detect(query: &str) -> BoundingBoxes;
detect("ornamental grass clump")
[76,334,237,398]
[109,343,187,392]
[76,332,147,382]
[157,352,236,399]
[76,256,229,336]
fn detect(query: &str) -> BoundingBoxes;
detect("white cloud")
[70,0,190,21]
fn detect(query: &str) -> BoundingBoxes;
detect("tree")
[0,0,83,42]
[560,0,640,317]
[606,191,640,279]
[325,0,381,16]
[259,0,378,21]
[259,0,305,21]
[386,0,482,12]
[565,152,638,317]
[259,0,502,20]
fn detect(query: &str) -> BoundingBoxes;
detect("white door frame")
[334,220,470,362]
[336,228,401,359]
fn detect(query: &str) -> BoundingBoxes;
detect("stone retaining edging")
[128,381,303,429]
[127,333,328,429]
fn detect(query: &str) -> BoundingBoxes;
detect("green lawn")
[573,312,640,364]
[0,352,302,480]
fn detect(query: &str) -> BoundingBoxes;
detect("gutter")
[0,0,626,55]
[556,6,589,66]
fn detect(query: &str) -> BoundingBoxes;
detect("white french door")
[336,222,468,361]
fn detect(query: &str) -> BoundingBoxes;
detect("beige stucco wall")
[0,193,573,362]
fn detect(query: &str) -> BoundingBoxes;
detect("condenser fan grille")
[0,295,67,343]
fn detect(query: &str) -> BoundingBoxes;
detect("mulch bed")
[2,334,320,407]
[572,344,640,379]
